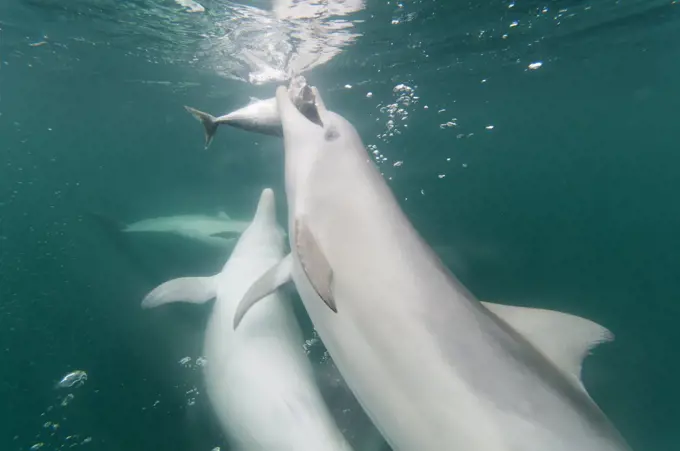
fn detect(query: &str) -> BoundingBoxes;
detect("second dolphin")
[141,188,353,451]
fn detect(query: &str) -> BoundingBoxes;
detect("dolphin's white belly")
[291,249,628,451]
[201,271,351,451]
[290,255,491,451]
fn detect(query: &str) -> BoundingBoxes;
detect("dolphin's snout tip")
[258,188,276,211]
[261,187,274,199]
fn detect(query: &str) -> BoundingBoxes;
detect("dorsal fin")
[216,211,231,220]
[481,302,614,392]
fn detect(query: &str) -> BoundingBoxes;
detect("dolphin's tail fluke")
[85,210,129,258]
[85,211,165,283]
[86,211,125,236]
[184,106,219,149]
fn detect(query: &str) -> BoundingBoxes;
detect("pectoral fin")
[142,276,217,309]
[295,218,337,313]
[482,301,613,394]
[233,254,293,330]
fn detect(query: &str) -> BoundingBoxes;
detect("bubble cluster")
[185,387,200,406]
[171,356,209,408]
[60,394,75,407]
[439,118,458,129]
[24,375,94,451]
[178,355,208,369]
[178,356,192,367]
[367,144,389,165]
[303,336,321,355]
[195,356,208,367]
[377,83,419,143]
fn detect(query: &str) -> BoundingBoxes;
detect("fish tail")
[184,106,219,149]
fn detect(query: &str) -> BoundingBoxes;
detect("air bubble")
[56,370,87,389]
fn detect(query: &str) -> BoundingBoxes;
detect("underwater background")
[1,0,679,450]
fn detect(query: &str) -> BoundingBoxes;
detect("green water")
[1,0,679,450]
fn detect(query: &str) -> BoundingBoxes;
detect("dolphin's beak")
[310,87,330,121]
[298,85,323,127]
[277,85,310,124]
[276,86,324,144]
[252,188,277,228]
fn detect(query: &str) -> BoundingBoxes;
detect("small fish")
[184,75,321,149]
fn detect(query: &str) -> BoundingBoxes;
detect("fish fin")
[295,218,336,313]
[233,254,293,329]
[247,96,261,104]
[216,211,231,220]
[482,302,614,390]
[184,106,219,149]
[142,276,217,309]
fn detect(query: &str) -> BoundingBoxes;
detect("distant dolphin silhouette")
[121,211,249,249]
[86,208,249,285]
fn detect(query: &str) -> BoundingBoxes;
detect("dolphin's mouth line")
[297,85,324,128]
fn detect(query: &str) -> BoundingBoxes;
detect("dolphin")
[122,211,249,250]
[233,86,633,451]
[185,75,321,149]
[141,188,354,451]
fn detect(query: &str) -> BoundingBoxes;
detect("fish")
[141,188,353,451]
[185,75,321,149]
[233,86,633,451]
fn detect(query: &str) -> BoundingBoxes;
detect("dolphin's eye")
[324,127,340,141]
